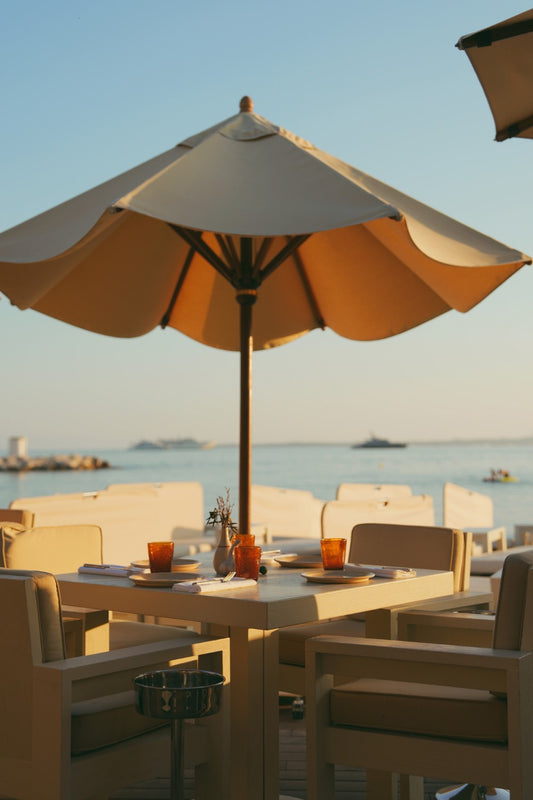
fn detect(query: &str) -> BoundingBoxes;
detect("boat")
[352,435,407,449]
[483,470,518,483]
[131,438,216,450]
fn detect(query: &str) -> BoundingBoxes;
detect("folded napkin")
[78,563,145,577]
[172,577,257,593]
[344,563,416,579]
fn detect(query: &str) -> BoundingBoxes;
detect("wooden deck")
[109,707,451,799]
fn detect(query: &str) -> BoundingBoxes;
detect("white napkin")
[172,577,257,593]
[78,563,145,577]
[344,563,416,579]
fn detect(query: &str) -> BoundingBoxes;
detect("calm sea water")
[1,441,532,536]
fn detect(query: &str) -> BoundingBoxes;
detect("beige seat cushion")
[0,523,27,567]
[109,620,201,649]
[71,690,167,755]
[331,679,507,743]
[279,619,365,666]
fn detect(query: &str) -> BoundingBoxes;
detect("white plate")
[129,571,200,587]
[274,553,323,569]
[130,557,201,571]
[301,569,374,585]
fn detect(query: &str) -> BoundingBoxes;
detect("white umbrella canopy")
[457,8,533,142]
[0,97,530,533]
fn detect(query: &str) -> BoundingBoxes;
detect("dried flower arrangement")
[205,488,238,534]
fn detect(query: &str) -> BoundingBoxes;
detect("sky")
[1,0,532,451]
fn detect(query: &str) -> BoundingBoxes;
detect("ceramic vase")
[213,525,236,575]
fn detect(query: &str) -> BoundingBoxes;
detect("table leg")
[229,626,280,800]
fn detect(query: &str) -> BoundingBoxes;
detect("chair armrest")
[305,634,531,694]
[397,609,495,646]
[35,633,230,704]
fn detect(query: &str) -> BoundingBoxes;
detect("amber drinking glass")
[234,545,262,580]
[147,541,174,572]
[320,538,347,570]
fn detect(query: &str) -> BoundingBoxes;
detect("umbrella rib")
[252,237,274,275]
[159,245,195,329]
[259,234,311,282]
[291,245,326,330]
[215,234,240,272]
[457,18,533,49]
[496,112,533,141]
[170,225,235,285]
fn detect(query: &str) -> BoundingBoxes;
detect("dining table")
[57,555,455,800]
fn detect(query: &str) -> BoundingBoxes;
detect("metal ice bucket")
[134,668,224,719]
[134,668,225,800]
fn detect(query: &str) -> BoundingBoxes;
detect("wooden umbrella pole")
[237,289,256,537]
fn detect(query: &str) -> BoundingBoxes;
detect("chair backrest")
[251,484,324,538]
[493,550,533,651]
[10,481,204,563]
[0,508,35,528]
[1,524,103,574]
[349,523,471,593]
[443,482,493,529]
[321,495,435,543]
[0,570,65,765]
[336,483,412,501]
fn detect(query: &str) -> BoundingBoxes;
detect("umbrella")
[457,9,533,141]
[0,96,530,534]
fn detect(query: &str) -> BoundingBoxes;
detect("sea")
[1,441,532,537]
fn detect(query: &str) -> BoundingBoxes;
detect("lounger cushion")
[71,690,167,755]
[330,679,507,743]
[279,619,365,666]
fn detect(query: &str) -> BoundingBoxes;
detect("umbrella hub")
[236,288,257,307]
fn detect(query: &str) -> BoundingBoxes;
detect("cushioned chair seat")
[109,620,200,649]
[331,679,507,743]
[279,618,365,666]
[71,690,167,755]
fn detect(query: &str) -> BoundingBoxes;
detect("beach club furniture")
[305,549,533,800]
[336,483,412,501]
[0,523,202,654]
[278,524,484,697]
[443,482,507,554]
[0,507,35,527]
[56,551,454,800]
[0,569,230,800]
[251,483,324,540]
[320,494,436,544]
[10,481,208,564]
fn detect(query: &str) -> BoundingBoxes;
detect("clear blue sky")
[1,0,532,451]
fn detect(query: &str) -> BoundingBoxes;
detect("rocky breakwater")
[0,454,110,472]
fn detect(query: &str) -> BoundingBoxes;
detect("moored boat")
[131,438,216,450]
[352,435,407,449]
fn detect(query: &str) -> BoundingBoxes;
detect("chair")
[0,523,202,653]
[443,483,507,554]
[0,508,35,528]
[320,495,436,545]
[336,483,412,501]
[0,568,230,800]
[278,523,481,696]
[306,550,533,800]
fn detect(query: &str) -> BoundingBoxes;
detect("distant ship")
[352,435,407,449]
[131,438,216,451]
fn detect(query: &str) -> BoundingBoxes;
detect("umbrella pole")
[237,289,256,537]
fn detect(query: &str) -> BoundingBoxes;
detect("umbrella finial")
[239,96,253,113]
